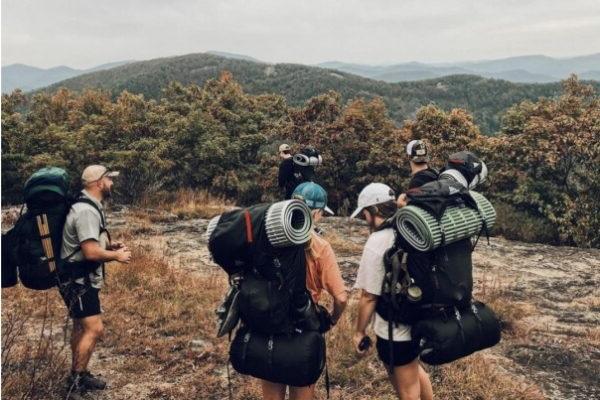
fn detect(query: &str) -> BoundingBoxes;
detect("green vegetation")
[37,53,600,134]
[2,72,598,247]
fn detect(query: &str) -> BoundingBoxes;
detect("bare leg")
[72,315,104,372]
[418,365,433,400]
[289,384,315,400]
[261,379,287,400]
[388,358,421,400]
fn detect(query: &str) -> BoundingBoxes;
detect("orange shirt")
[305,231,347,304]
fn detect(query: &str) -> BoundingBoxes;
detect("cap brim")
[324,206,335,216]
[106,171,120,178]
[349,206,364,219]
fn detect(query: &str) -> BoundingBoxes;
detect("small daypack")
[2,167,71,290]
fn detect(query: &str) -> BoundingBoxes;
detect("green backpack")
[2,167,72,290]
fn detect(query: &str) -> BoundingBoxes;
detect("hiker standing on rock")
[351,183,433,400]
[259,182,348,400]
[59,165,132,398]
[397,140,438,207]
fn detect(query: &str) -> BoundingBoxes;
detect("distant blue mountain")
[318,54,600,83]
[1,60,133,93]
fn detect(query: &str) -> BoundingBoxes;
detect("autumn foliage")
[2,73,598,247]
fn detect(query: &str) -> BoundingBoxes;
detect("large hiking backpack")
[292,147,322,184]
[207,200,317,335]
[378,163,501,365]
[2,167,71,290]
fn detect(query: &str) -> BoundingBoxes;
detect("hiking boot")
[79,370,107,390]
[64,373,87,400]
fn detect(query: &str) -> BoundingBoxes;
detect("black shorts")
[59,282,101,319]
[376,337,421,367]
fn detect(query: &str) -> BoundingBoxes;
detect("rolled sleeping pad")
[395,191,496,252]
[205,200,313,248]
[411,301,501,365]
[230,326,326,386]
[265,200,313,247]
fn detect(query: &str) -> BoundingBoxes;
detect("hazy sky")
[2,0,600,68]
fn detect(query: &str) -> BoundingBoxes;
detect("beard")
[101,185,112,199]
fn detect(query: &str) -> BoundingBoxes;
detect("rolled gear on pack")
[2,167,72,290]
[207,200,316,335]
[439,151,488,189]
[292,146,322,184]
[230,326,326,387]
[411,301,501,365]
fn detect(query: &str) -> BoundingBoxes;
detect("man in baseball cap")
[60,164,129,397]
[351,182,434,399]
[277,143,297,199]
[397,140,439,207]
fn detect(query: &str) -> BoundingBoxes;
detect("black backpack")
[1,167,105,290]
[2,167,71,290]
[208,204,316,335]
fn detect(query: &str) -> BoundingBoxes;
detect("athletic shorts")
[59,282,101,319]
[376,336,421,367]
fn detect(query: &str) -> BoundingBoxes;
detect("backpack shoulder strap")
[74,197,106,227]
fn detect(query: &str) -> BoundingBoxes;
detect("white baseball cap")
[279,143,291,152]
[81,165,120,185]
[350,183,396,219]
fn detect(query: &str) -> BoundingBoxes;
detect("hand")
[115,248,132,264]
[353,331,370,355]
[397,193,408,208]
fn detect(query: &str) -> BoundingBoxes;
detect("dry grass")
[475,276,536,338]
[2,244,545,399]
[139,188,236,220]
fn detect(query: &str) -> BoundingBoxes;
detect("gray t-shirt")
[354,228,411,341]
[61,190,109,289]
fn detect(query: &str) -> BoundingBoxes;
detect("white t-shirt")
[354,228,411,341]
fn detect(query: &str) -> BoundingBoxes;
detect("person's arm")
[319,242,348,325]
[353,290,378,354]
[81,240,131,263]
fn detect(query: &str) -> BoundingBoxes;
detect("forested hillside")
[3,73,598,247]
[37,53,598,134]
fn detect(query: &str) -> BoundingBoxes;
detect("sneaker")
[80,370,107,390]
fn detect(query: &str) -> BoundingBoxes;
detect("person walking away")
[59,165,132,398]
[397,140,438,207]
[260,182,348,400]
[350,183,433,400]
[278,144,297,199]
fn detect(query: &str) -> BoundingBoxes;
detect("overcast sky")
[2,0,600,69]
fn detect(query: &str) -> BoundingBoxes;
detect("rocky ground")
[2,205,599,399]
[108,207,600,400]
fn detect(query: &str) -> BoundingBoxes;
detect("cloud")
[2,0,599,68]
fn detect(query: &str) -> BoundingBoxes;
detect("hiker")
[59,165,132,397]
[278,143,296,199]
[350,183,433,400]
[259,182,348,400]
[279,145,322,199]
[397,140,438,207]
